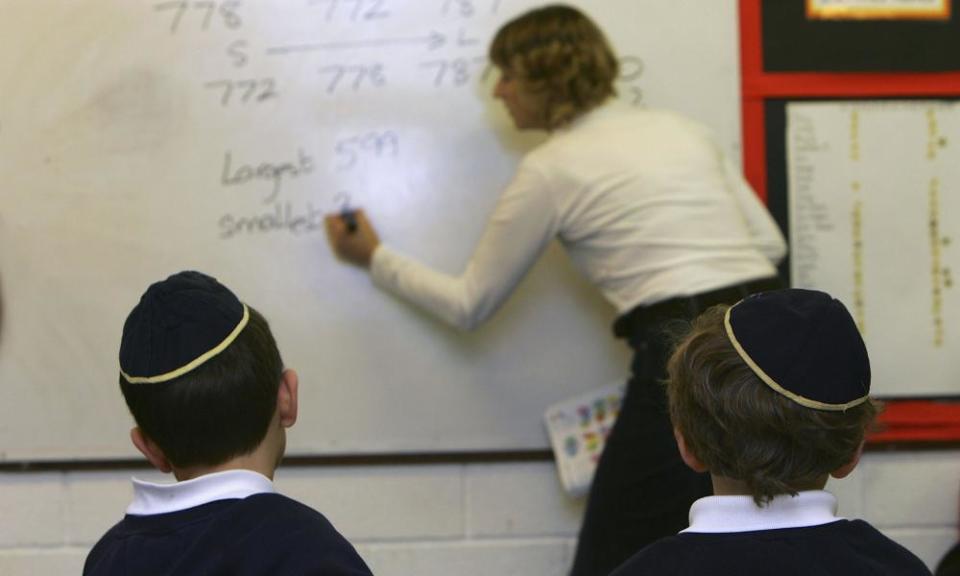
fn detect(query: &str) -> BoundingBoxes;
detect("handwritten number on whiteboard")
[155,1,189,33]
[440,0,499,16]
[619,56,644,82]
[441,0,475,17]
[334,131,399,171]
[310,0,389,21]
[319,65,386,94]
[154,1,242,33]
[207,80,231,106]
[257,79,277,101]
[238,79,258,102]
[363,0,389,20]
[220,1,242,28]
[205,79,277,106]
[195,1,216,29]
[319,67,348,93]
[420,57,485,87]
[618,56,645,105]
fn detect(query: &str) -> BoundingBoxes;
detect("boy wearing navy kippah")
[83,271,373,576]
[612,288,931,575]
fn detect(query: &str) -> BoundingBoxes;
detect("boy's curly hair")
[666,305,878,505]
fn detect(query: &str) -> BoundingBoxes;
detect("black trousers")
[569,277,781,576]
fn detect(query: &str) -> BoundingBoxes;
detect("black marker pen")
[341,209,358,234]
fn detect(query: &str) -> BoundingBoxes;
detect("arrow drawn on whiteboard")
[266,31,446,55]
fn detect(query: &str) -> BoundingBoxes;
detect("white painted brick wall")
[466,463,583,538]
[359,540,573,576]
[1,451,957,576]
[280,466,466,541]
[0,473,65,547]
[63,472,157,547]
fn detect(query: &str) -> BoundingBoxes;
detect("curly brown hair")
[666,305,879,506]
[489,5,619,129]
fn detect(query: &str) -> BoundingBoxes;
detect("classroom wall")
[2,450,958,575]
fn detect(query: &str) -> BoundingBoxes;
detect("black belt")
[612,276,782,340]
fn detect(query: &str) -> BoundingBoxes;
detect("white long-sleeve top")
[371,100,787,331]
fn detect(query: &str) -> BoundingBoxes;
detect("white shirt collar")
[682,490,843,533]
[127,469,276,516]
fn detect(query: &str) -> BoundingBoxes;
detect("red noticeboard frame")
[738,0,960,446]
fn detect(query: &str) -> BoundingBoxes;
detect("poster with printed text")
[787,100,960,397]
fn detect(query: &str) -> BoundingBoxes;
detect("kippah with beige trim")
[119,271,248,385]
[723,288,870,411]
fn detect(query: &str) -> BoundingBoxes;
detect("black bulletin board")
[741,0,960,443]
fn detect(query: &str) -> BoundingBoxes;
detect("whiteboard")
[0,0,740,460]
[787,100,960,398]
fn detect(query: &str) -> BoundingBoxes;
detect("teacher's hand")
[324,209,381,268]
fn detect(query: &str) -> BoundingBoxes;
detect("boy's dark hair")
[666,305,878,506]
[489,4,619,129]
[120,306,283,469]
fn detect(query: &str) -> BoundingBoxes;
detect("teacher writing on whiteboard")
[325,5,786,575]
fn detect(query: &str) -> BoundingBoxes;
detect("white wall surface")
[1,450,958,575]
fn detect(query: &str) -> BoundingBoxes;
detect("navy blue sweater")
[84,493,372,576]
[612,519,931,576]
